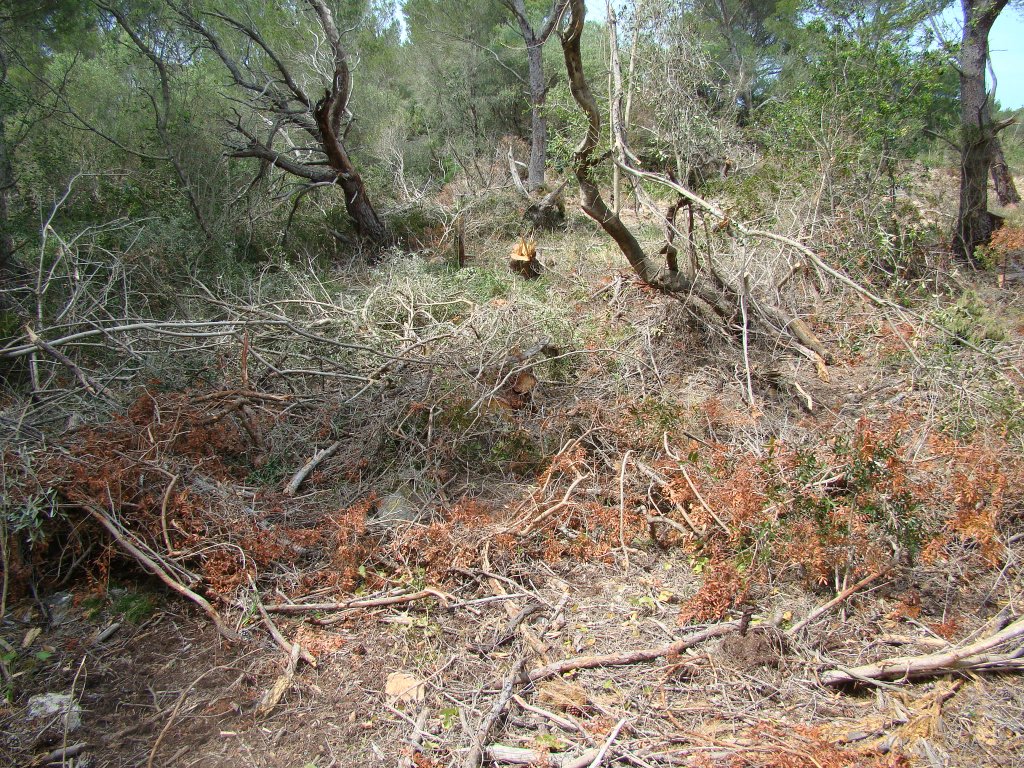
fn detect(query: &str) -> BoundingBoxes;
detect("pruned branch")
[822,614,1024,686]
[526,620,739,683]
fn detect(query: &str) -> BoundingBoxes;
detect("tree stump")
[510,237,542,278]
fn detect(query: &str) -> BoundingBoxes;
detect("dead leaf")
[385,672,425,705]
[815,354,830,383]
[511,370,538,395]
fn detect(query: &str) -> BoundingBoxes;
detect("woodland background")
[1,2,1023,767]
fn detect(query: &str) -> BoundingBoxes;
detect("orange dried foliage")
[202,549,251,597]
[678,559,747,625]
[989,225,1024,252]
[888,590,922,621]
[715,725,911,768]
[328,496,374,591]
[877,321,918,355]
[929,436,1021,566]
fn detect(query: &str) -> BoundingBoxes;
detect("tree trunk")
[313,87,387,244]
[558,0,829,361]
[991,135,1020,206]
[508,0,569,193]
[0,114,14,272]
[952,0,1009,262]
[514,3,548,192]
[525,44,547,192]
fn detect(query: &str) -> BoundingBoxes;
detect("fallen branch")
[526,621,739,683]
[787,570,888,636]
[484,745,600,768]
[35,742,88,766]
[25,325,116,402]
[512,694,586,735]
[82,501,238,641]
[822,614,1024,685]
[398,707,430,768]
[252,585,317,666]
[589,717,628,767]
[263,588,449,614]
[520,474,586,534]
[677,465,729,535]
[284,440,342,496]
[463,656,528,768]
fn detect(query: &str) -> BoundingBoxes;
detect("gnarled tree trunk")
[952,0,1010,262]
[180,0,388,248]
[557,0,828,362]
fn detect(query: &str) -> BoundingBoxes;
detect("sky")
[988,8,1024,110]
[584,1,1024,110]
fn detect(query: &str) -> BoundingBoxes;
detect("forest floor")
[2,181,1024,767]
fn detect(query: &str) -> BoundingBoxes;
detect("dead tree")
[952,0,1011,262]
[990,135,1020,206]
[557,0,827,360]
[177,0,387,246]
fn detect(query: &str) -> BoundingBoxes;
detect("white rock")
[26,692,82,732]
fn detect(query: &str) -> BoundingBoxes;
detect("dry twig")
[526,621,739,683]
[82,501,238,641]
[787,569,889,636]
[284,440,343,496]
[462,656,528,768]
[263,588,450,614]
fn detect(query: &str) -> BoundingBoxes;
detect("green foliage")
[1,454,57,546]
[760,24,949,165]
[931,291,1008,346]
[111,590,156,624]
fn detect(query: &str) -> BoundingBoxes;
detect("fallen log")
[822,614,1024,685]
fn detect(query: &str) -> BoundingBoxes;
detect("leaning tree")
[176,0,388,246]
[556,0,829,363]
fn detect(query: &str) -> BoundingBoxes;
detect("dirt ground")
[3,537,1022,767]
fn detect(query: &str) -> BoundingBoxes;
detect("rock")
[27,692,82,732]
[43,592,74,626]
[370,492,420,529]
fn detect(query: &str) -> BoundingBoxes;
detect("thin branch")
[526,621,739,683]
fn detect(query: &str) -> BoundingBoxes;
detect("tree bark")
[506,0,568,193]
[952,0,1010,262]
[0,113,14,273]
[524,31,547,192]
[990,135,1020,206]
[313,90,387,243]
